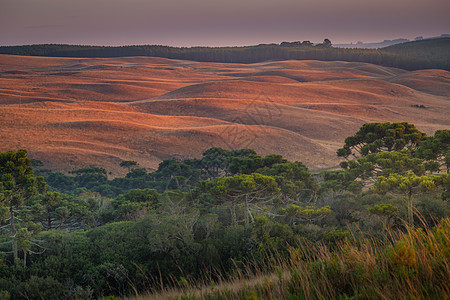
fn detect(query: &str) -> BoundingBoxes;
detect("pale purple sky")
[1,0,449,46]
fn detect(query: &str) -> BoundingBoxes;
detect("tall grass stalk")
[130,218,450,299]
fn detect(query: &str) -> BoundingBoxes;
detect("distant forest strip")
[1,38,449,71]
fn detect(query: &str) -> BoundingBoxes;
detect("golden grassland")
[0,55,449,175]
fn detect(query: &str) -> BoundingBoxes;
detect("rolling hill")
[0,54,449,176]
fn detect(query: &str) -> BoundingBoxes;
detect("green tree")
[368,204,398,236]
[416,130,450,173]
[375,172,445,226]
[322,38,332,48]
[341,151,426,186]
[112,188,159,220]
[41,192,61,230]
[337,122,425,160]
[279,204,331,225]
[76,192,111,227]
[211,174,279,227]
[0,150,46,263]
[119,160,138,173]
[262,161,317,203]
[201,147,257,178]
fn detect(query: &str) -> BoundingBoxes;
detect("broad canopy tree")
[375,172,448,226]
[340,151,426,185]
[337,122,425,160]
[416,130,450,173]
[211,173,280,227]
[279,204,331,225]
[261,161,318,203]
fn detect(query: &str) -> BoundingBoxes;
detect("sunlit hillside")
[0,55,449,175]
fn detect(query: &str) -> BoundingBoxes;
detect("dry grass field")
[0,54,449,175]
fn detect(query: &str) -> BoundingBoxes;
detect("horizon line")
[1,34,449,49]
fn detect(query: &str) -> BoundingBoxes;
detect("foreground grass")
[131,218,450,300]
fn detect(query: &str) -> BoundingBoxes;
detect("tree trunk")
[408,190,413,226]
[245,194,249,227]
[47,211,52,230]
[10,206,18,262]
[231,201,237,228]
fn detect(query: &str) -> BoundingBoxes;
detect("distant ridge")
[0,38,449,71]
[335,38,409,49]
[334,34,450,49]
[382,38,450,62]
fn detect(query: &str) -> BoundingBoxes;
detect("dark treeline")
[0,123,449,299]
[1,38,449,70]
[383,37,450,65]
[41,148,277,198]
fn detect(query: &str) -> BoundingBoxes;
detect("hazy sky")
[1,0,449,46]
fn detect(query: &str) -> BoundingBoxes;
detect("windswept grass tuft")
[131,218,450,300]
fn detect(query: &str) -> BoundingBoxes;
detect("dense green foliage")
[1,38,449,70]
[0,123,449,299]
[43,148,305,198]
[337,122,425,160]
[137,218,450,299]
[0,150,46,264]
[416,129,450,173]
